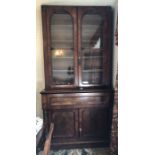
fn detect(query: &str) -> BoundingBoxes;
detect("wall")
[36,0,118,117]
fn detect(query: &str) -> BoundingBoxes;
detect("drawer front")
[45,93,112,108]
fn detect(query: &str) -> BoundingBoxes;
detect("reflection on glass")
[51,13,74,85]
[81,14,104,84]
[54,49,64,57]
[51,14,73,49]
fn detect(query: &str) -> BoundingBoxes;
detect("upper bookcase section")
[41,6,113,90]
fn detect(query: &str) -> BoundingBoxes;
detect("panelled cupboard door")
[42,6,78,89]
[49,109,78,139]
[79,107,110,139]
[78,7,113,87]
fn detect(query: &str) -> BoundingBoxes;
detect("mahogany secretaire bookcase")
[40,5,113,149]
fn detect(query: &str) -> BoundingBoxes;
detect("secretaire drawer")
[46,93,112,107]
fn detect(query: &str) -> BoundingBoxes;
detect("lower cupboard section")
[45,106,112,149]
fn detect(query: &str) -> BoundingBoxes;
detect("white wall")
[36,0,118,117]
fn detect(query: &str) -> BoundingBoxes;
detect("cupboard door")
[42,6,78,89]
[78,7,113,87]
[49,109,78,139]
[79,107,110,139]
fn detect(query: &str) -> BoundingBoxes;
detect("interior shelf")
[52,57,74,59]
[53,70,74,72]
[82,69,103,72]
[82,56,103,59]
[51,48,73,50]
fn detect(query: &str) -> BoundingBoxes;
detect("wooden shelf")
[82,56,103,59]
[53,70,74,72]
[52,57,74,59]
[51,48,73,50]
[82,69,103,72]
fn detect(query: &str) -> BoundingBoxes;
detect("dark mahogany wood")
[42,6,113,89]
[42,6,78,89]
[77,6,113,87]
[41,90,113,148]
[79,107,110,138]
[49,109,78,139]
[41,5,113,149]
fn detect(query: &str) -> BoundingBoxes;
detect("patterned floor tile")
[49,148,111,155]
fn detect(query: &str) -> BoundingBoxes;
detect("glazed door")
[79,107,110,139]
[42,6,78,89]
[78,7,112,87]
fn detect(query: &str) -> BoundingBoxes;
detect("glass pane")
[51,14,73,49]
[51,13,74,85]
[81,14,104,85]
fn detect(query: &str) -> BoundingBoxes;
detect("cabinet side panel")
[42,6,51,89]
